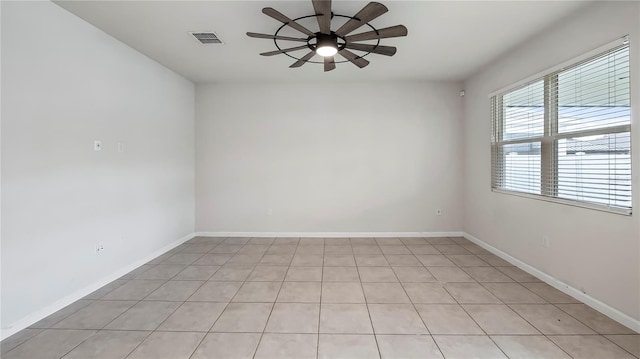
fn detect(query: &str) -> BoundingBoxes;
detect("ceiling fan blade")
[262,7,315,36]
[260,45,310,56]
[335,2,388,36]
[345,25,408,42]
[324,56,336,72]
[344,43,396,56]
[246,32,308,42]
[312,0,332,34]
[338,49,370,68]
[290,51,317,68]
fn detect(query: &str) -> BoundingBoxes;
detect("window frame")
[489,36,632,215]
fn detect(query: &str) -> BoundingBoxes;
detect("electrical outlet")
[94,140,102,151]
[541,236,550,248]
[436,209,442,216]
[266,208,273,216]
[95,244,105,253]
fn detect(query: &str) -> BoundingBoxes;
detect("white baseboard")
[195,231,464,238]
[463,231,640,333]
[1,232,196,341]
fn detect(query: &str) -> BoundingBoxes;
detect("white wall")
[1,1,195,333]
[463,1,640,321]
[196,82,463,234]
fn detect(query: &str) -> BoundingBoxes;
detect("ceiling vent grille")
[190,32,223,44]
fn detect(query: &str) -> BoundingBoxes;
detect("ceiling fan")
[247,0,408,71]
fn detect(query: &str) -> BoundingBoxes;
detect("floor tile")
[463,267,514,282]
[460,243,490,254]
[144,280,204,301]
[444,283,501,303]
[556,304,637,334]
[324,255,356,266]
[1,329,42,355]
[291,254,324,266]
[172,265,219,281]
[210,244,243,254]
[134,264,186,280]
[549,335,636,358]
[187,281,242,302]
[101,280,166,300]
[318,334,380,359]
[277,282,321,302]
[233,281,281,302]
[248,237,275,245]
[362,283,410,303]
[255,333,317,359]
[605,335,640,357]
[323,266,360,282]
[209,265,254,281]
[53,301,136,329]
[521,283,579,303]
[352,245,383,254]
[273,238,300,245]
[191,333,260,359]
[392,267,436,283]
[402,283,456,303]
[29,300,94,328]
[376,238,403,246]
[368,304,428,334]
[476,254,513,267]
[482,283,547,303]
[193,253,232,266]
[105,301,180,330]
[433,244,470,254]
[509,304,596,334]
[237,244,270,254]
[497,267,542,282]
[161,253,203,265]
[464,304,539,334]
[416,255,456,266]
[427,266,475,282]
[127,331,204,359]
[433,335,507,359]
[247,266,288,281]
[384,255,422,266]
[83,279,129,300]
[296,245,325,254]
[285,266,322,281]
[226,253,263,265]
[266,245,297,255]
[179,243,217,253]
[492,335,571,359]
[325,245,353,254]
[157,302,226,332]
[3,329,95,359]
[300,238,324,245]
[400,238,429,245]
[427,237,456,245]
[407,245,440,254]
[320,304,373,334]
[358,267,398,282]
[355,255,389,266]
[322,282,366,303]
[62,330,149,359]
[210,303,273,332]
[415,304,484,334]
[350,238,377,246]
[265,303,320,333]
[223,237,251,244]
[376,335,444,359]
[379,245,411,255]
[259,254,294,265]
[447,254,490,267]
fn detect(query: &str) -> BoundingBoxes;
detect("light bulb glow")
[316,45,338,57]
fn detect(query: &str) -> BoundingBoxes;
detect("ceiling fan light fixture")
[315,34,338,57]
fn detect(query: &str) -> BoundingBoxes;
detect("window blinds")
[491,40,631,213]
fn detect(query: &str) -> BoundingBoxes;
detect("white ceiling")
[54,0,589,83]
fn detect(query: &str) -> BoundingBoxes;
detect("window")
[491,38,631,214]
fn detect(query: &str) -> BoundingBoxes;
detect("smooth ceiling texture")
[54,1,588,83]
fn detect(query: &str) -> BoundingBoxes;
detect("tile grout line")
[355,239,383,359]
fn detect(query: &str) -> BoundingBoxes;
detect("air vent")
[190,32,223,44]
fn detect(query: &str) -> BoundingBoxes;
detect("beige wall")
[462,1,640,321]
[1,1,195,333]
[195,81,463,234]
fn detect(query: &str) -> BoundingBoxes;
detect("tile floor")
[2,236,639,359]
